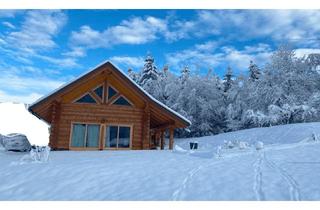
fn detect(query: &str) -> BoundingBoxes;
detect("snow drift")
[0,102,49,146]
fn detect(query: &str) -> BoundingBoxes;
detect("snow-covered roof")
[29,60,191,126]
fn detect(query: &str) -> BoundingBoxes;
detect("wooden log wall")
[55,103,144,150]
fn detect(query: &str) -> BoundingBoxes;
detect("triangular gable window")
[108,86,117,99]
[112,96,132,106]
[75,94,97,104]
[94,85,103,99]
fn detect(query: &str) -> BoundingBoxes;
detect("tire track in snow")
[253,151,265,201]
[172,164,204,200]
[263,152,301,201]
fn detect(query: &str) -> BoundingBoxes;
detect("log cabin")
[28,61,191,150]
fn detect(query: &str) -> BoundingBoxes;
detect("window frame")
[107,84,119,101]
[72,92,99,104]
[69,122,102,150]
[111,95,134,107]
[103,124,133,150]
[92,83,105,101]
[69,122,133,150]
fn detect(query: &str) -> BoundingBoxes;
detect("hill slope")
[0,122,320,200]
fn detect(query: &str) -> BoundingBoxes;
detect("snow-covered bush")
[239,141,249,150]
[226,141,235,149]
[268,104,291,125]
[255,141,264,150]
[241,109,269,128]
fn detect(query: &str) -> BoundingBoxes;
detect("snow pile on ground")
[0,122,320,201]
[0,102,49,146]
[12,146,51,165]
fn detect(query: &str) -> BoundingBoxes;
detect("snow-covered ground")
[1,122,320,200]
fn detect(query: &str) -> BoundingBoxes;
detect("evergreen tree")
[248,60,261,81]
[139,53,159,86]
[306,53,320,71]
[127,68,139,83]
[180,66,190,84]
[223,66,233,93]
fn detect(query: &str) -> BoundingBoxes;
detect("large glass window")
[86,124,100,148]
[118,127,130,148]
[105,125,131,149]
[94,85,103,100]
[71,123,100,148]
[71,124,86,147]
[112,96,132,106]
[75,94,97,104]
[108,86,117,99]
[105,126,118,148]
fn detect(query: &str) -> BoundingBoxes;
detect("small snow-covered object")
[311,133,318,142]
[255,141,264,150]
[173,145,188,154]
[239,141,249,150]
[227,141,235,149]
[30,145,51,162]
[215,146,222,158]
[2,133,31,152]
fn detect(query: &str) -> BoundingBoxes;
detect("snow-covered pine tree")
[306,53,320,71]
[248,60,261,81]
[138,53,161,98]
[153,65,176,104]
[127,68,139,83]
[223,66,233,93]
[180,66,190,85]
[139,53,159,86]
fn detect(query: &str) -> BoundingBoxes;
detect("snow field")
[0,122,320,200]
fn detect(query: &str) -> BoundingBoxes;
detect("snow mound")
[255,141,264,150]
[176,122,320,151]
[0,102,49,146]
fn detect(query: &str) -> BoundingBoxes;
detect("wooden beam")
[99,125,104,150]
[89,90,102,104]
[151,122,173,131]
[103,79,108,103]
[106,93,121,105]
[169,127,174,150]
[49,101,60,149]
[160,130,164,150]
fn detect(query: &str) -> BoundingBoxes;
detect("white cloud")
[2,21,15,29]
[0,72,65,93]
[166,42,273,74]
[62,47,86,58]
[35,54,78,68]
[5,10,67,52]
[0,90,43,104]
[110,56,144,69]
[162,10,320,46]
[71,16,167,49]
[0,10,79,68]
[70,25,105,48]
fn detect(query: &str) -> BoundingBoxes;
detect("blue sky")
[1,9,320,103]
